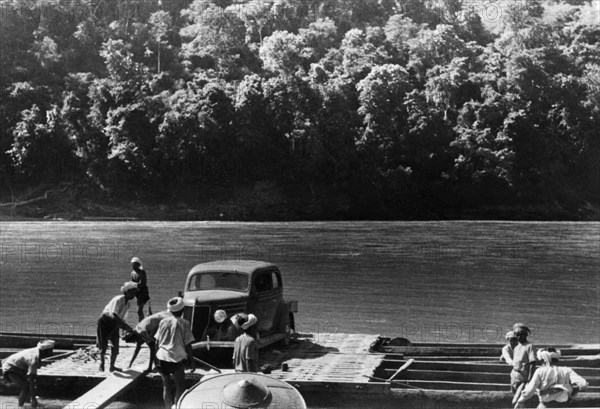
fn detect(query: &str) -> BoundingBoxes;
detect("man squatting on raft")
[1,340,55,408]
[123,310,171,371]
[514,348,588,409]
[154,297,195,409]
[96,281,139,372]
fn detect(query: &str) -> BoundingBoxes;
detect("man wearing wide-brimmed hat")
[1,339,55,408]
[154,297,195,409]
[96,281,138,372]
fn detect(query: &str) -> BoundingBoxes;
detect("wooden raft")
[39,341,153,409]
[260,333,386,392]
[40,341,151,379]
[61,369,145,409]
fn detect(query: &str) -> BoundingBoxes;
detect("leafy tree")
[338,28,391,81]
[236,0,273,44]
[384,13,421,53]
[180,1,250,79]
[9,105,77,181]
[502,0,544,32]
[298,18,338,63]
[407,24,469,82]
[357,64,411,168]
[148,11,174,73]
[259,30,304,75]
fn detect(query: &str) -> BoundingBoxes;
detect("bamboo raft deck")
[261,333,387,392]
[35,333,383,383]
[40,342,152,379]
[2,332,599,407]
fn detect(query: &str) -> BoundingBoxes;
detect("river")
[1,221,598,344]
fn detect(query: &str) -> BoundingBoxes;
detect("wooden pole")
[193,357,221,373]
[387,358,414,382]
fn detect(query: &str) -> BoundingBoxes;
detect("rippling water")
[0,221,598,345]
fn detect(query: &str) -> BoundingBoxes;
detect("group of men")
[501,323,589,409]
[1,257,260,409]
[95,257,260,409]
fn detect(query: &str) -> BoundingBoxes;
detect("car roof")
[187,260,277,277]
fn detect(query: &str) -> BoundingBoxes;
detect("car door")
[250,269,281,333]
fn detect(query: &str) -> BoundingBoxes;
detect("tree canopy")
[0,0,598,219]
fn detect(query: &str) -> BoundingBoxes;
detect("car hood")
[184,290,248,305]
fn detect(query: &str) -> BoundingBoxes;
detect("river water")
[1,221,598,344]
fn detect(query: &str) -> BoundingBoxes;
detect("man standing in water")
[154,297,195,409]
[1,340,54,408]
[130,257,151,321]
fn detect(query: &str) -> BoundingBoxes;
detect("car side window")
[272,272,280,289]
[255,272,273,292]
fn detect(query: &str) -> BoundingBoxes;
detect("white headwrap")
[241,314,258,330]
[131,257,143,269]
[37,340,55,351]
[537,348,561,364]
[121,281,138,293]
[167,297,184,312]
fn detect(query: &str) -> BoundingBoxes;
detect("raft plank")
[0,332,95,350]
[40,341,152,379]
[380,359,600,378]
[62,369,145,409]
[383,346,600,357]
[389,379,510,391]
[389,368,600,387]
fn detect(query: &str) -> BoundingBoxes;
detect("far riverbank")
[1,182,599,222]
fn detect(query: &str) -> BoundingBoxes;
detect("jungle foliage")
[1,0,598,219]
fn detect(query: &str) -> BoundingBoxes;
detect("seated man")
[514,348,588,409]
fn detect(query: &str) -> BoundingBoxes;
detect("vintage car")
[182,260,298,353]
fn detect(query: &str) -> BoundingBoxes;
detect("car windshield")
[188,272,249,292]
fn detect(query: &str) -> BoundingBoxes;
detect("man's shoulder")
[176,316,192,328]
[161,314,178,323]
[157,314,176,328]
[146,311,170,322]
[14,347,39,362]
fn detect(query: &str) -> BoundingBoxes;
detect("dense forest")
[0,0,599,220]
